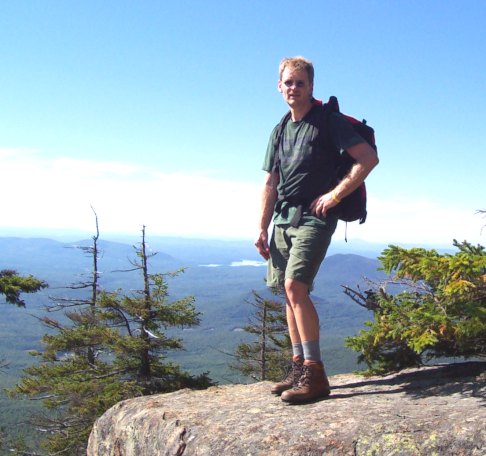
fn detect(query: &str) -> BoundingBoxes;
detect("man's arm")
[310,141,379,217]
[255,171,279,260]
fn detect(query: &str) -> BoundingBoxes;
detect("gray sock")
[292,343,304,358]
[302,340,321,362]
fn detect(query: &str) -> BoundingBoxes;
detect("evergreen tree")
[230,291,290,382]
[345,240,486,374]
[0,269,46,370]
[11,220,211,455]
[98,225,213,394]
[0,269,47,307]
[11,214,136,455]
[0,269,47,454]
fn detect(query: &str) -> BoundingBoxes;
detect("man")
[255,56,378,404]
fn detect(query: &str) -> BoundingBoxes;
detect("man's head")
[278,56,314,109]
[278,56,314,86]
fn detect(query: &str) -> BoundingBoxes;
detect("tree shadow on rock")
[330,361,486,402]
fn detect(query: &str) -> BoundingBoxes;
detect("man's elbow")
[264,171,279,189]
[360,147,379,173]
[349,142,379,171]
[365,142,379,169]
[370,152,379,169]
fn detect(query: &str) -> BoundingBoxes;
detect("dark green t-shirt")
[262,105,365,227]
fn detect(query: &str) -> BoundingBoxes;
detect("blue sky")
[1,1,485,247]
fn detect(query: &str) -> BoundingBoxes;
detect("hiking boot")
[270,355,304,395]
[280,360,331,404]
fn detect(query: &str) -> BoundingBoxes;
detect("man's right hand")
[255,230,270,260]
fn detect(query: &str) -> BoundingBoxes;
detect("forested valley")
[2,230,484,454]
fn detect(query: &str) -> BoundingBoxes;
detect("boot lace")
[295,364,313,389]
[281,360,302,385]
[291,361,302,384]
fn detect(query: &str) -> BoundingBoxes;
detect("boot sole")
[281,390,331,404]
[270,386,293,395]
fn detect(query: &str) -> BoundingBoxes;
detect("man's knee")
[285,278,310,303]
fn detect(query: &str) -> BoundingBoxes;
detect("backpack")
[273,95,377,227]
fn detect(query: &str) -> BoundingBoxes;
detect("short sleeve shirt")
[262,106,365,227]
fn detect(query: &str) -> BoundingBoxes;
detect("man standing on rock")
[255,56,378,403]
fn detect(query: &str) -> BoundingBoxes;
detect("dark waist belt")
[290,205,303,227]
[275,198,307,228]
[276,197,339,228]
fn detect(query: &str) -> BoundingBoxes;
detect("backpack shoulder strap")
[327,95,340,112]
[315,96,339,137]
[272,111,291,173]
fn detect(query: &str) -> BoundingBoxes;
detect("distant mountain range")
[0,235,389,384]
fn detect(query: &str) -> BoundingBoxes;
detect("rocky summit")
[88,362,485,455]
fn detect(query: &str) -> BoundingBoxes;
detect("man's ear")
[277,80,283,93]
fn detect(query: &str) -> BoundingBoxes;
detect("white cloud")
[0,149,261,239]
[1,149,484,246]
[340,195,485,246]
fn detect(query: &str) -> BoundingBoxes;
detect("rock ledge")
[88,362,485,455]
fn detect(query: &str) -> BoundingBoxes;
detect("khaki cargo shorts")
[266,221,337,290]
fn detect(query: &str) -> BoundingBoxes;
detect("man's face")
[278,67,313,108]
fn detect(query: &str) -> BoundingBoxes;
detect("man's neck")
[290,100,313,122]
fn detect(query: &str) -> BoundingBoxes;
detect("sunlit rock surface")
[88,362,485,456]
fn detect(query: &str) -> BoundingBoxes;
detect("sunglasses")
[283,79,307,88]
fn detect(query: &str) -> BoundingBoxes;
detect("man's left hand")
[309,192,338,218]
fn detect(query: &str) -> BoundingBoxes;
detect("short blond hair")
[279,56,314,84]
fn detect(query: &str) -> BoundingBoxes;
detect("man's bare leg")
[280,277,331,403]
[270,291,304,395]
[284,278,319,343]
